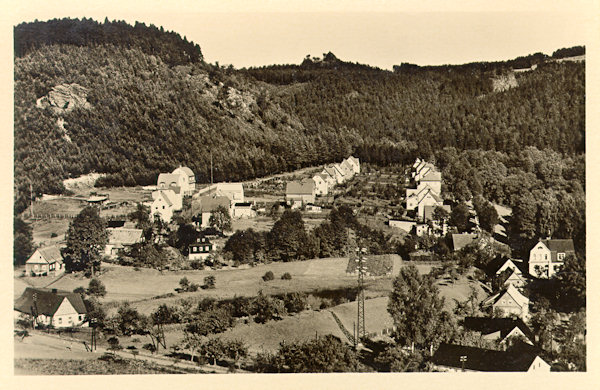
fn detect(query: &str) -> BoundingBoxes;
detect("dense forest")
[14,18,585,220]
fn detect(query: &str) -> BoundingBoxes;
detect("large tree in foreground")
[387,265,455,352]
[64,206,108,276]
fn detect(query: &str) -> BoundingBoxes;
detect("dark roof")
[14,287,87,316]
[452,233,478,251]
[486,256,526,276]
[463,317,535,342]
[286,179,315,195]
[432,343,542,371]
[541,239,575,254]
[193,196,231,213]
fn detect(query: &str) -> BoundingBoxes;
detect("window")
[557,253,565,261]
[79,315,82,321]
[58,317,62,324]
[544,254,548,260]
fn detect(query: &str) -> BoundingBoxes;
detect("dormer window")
[557,253,565,261]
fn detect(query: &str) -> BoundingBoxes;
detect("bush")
[87,278,107,297]
[281,272,292,280]
[262,271,275,282]
[50,232,58,238]
[190,260,204,270]
[204,275,216,289]
[188,283,200,292]
[179,277,190,290]
[143,343,157,354]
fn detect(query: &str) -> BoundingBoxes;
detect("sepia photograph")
[6,0,596,382]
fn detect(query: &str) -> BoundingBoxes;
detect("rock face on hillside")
[492,73,518,92]
[36,83,91,113]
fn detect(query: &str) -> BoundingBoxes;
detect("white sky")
[6,0,596,69]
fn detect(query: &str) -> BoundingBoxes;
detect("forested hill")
[14,18,585,214]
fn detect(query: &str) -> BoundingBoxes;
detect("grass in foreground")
[15,356,201,375]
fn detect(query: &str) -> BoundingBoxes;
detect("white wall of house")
[152,197,174,222]
[312,175,328,196]
[528,243,554,278]
[417,194,443,220]
[233,207,256,219]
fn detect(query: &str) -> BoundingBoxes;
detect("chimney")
[52,288,57,294]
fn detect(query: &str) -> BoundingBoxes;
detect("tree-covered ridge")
[14,18,203,66]
[13,20,585,215]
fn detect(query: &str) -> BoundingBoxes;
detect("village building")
[105,228,144,258]
[157,173,188,194]
[171,166,196,195]
[345,156,361,174]
[151,189,182,222]
[419,170,442,194]
[463,317,535,347]
[188,236,214,261]
[487,258,527,289]
[215,183,245,203]
[25,246,65,277]
[286,179,316,206]
[305,204,322,213]
[86,194,109,207]
[482,284,530,319]
[319,171,337,191]
[323,165,344,185]
[233,202,256,219]
[528,239,575,278]
[14,287,88,328]
[431,343,549,372]
[312,174,329,196]
[193,195,232,228]
[340,159,355,179]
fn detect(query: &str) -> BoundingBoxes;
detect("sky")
[6,0,596,69]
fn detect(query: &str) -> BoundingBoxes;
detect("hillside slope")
[13,19,585,214]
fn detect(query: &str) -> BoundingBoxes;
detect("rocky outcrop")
[492,73,518,93]
[36,83,91,113]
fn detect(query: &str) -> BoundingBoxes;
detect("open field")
[330,296,394,336]
[31,218,70,246]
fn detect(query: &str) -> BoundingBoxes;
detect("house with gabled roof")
[157,173,187,193]
[486,257,527,288]
[14,287,88,328]
[463,317,535,347]
[105,228,144,257]
[528,239,575,278]
[312,174,329,196]
[151,188,182,222]
[319,171,337,191]
[340,159,355,179]
[286,179,316,207]
[193,195,233,228]
[172,166,196,195]
[481,284,529,319]
[323,165,344,185]
[431,343,549,372]
[215,183,245,203]
[416,189,443,221]
[25,247,64,277]
[345,156,360,174]
[420,170,442,194]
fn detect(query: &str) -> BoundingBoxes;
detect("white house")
[323,165,344,185]
[151,189,182,222]
[171,166,196,195]
[528,239,575,278]
[312,174,329,196]
[419,170,442,194]
[233,202,256,219]
[345,156,360,174]
[215,183,245,203]
[25,247,64,277]
[482,284,529,319]
[340,159,355,179]
[416,189,444,221]
[157,173,187,194]
[319,171,337,191]
[14,287,88,328]
[188,237,214,261]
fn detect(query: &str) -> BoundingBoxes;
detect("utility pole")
[355,239,367,344]
[29,179,34,219]
[210,152,213,187]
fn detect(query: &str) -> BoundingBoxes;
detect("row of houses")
[285,156,360,207]
[405,158,446,222]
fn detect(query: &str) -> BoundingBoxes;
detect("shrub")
[188,283,200,292]
[281,272,292,280]
[179,277,190,291]
[87,278,107,297]
[262,271,275,282]
[204,275,216,289]
[190,260,204,270]
[50,232,58,238]
[143,343,157,354]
